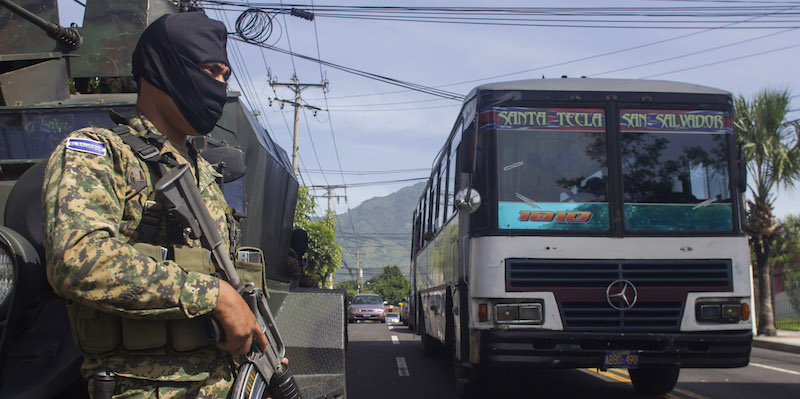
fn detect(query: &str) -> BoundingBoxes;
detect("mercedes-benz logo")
[606,279,638,311]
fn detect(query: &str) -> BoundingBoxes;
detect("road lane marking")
[391,335,399,344]
[589,369,708,399]
[672,387,710,399]
[589,368,631,383]
[751,362,800,376]
[396,356,409,376]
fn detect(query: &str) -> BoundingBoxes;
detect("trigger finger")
[255,329,268,352]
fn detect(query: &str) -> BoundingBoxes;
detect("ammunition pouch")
[67,244,267,356]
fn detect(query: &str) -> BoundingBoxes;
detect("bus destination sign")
[620,109,732,133]
[481,107,605,131]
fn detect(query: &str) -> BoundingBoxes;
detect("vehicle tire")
[381,319,386,324]
[454,364,485,399]
[629,367,680,395]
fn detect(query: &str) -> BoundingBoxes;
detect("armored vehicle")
[0,1,346,397]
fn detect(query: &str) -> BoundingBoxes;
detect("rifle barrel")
[0,0,82,50]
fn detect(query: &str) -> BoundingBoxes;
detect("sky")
[55,0,800,227]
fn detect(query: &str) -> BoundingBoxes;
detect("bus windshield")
[620,109,732,231]
[488,106,734,233]
[490,107,610,231]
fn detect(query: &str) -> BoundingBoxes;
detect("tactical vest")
[66,119,266,356]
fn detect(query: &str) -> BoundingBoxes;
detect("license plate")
[603,351,639,369]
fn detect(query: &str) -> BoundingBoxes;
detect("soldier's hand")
[212,281,269,355]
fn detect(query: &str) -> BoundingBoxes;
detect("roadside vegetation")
[736,89,800,335]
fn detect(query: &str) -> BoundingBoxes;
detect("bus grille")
[560,302,683,332]
[506,259,732,289]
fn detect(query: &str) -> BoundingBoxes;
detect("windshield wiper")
[516,192,541,209]
[692,196,719,211]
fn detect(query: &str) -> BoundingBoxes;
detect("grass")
[775,318,800,331]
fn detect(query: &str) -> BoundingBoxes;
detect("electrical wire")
[306,176,428,188]
[640,41,800,78]
[301,167,430,175]
[590,27,798,76]
[228,39,464,101]
[200,2,800,29]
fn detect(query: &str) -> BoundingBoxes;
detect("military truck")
[0,1,346,398]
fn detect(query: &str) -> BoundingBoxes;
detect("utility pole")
[269,75,328,176]
[357,251,362,293]
[311,185,346,214]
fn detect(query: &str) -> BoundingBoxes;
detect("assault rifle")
[155,163,301,399]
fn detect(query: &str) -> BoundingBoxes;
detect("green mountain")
[332,182,425,282]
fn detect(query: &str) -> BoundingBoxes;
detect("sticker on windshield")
[499,202,609,230]
[504,161,523,171]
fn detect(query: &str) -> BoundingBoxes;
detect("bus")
[410,78,753,397]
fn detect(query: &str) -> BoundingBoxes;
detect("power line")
[306,176,428,188]
[640,41,800,78]
[301,167,430,175]
[202,2,800,29]
[229,37,465,101]
[590,27,797,77]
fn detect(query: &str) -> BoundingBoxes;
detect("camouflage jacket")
[42,111,235,384]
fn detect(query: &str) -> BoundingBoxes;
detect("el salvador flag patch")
[66,138,107,156]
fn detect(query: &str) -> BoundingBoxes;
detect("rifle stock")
[155,163,301,399]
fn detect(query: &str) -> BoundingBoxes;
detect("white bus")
[410,78,753,397]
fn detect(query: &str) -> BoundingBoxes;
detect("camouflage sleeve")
[42,128,219,320]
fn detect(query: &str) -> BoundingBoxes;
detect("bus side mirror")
[455,188,482,214]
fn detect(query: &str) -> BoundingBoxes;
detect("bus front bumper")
[479,330,752,369]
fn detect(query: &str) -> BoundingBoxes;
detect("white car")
[385,312,400,324]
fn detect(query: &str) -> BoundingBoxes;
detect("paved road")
[346,321,800,399]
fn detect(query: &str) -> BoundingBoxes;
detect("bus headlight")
[696,300,747,323]
[495,302,543,324]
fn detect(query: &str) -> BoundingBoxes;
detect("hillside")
[332,182,424,282]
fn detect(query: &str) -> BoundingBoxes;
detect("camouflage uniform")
[42,111,236,398]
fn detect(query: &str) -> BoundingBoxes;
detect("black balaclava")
[132,12,231,135]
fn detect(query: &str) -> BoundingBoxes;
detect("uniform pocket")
[173,245,214,275]
[234,247,266,292]
[68,301,121,355]
[121,318,168,350]
[169,318,212,352]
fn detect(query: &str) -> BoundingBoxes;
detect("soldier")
[42,11,271,398]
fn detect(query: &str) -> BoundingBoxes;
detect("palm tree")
[734,89,800,336]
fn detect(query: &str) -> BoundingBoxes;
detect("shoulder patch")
[66,137,107,156]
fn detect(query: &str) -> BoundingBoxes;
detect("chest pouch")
[234,246,267,294]
[68,243,219,354]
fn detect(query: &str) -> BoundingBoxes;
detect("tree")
[772,215,800,314]
[336,279,359,304]
[293,186,342,288]
[365,265,410,305]
[735,89,800,335]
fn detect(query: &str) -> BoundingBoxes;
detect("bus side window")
[411,210,421,255]
[434,165,443,232]
[422,193,429,242]
[427,183,435,238]
[448,141,459,215]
